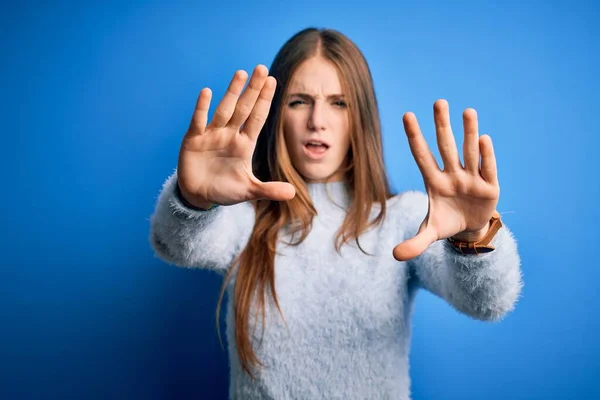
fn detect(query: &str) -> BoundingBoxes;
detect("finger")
[251,180,296,201]
[392,225,438,262]
[210,70,249,129]
[241,76,277,140]
[479,134,498,185]
[462,108,480,173]
[433,99,461,172]
[187,88,212,136]
[227,65,269,129]
[403,112,441,182]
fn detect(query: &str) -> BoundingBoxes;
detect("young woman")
[150,27,523,399]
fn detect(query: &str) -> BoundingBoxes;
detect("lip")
[303,139,330,148]
[302,142,329,160]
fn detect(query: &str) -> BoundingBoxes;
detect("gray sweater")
[149,171,523,400]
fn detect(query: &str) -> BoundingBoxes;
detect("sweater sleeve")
[396,190,524,321]
[149,170,255,275]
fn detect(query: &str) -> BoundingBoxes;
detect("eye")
[333,100,347,108]
[289,100,306,107]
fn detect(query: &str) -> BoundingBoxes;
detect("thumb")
[253,181,296,201]
[393,225,438,262]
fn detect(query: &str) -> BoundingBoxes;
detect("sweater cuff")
[164,173,222,220]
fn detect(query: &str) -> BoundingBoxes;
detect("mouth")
[303,140,330,159]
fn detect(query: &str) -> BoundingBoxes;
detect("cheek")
[282,118,302,156]
[284,112,308,137]
[335,115,351,152]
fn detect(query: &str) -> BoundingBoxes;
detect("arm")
[399,190,523,321]
[149,170,255,275]
[152,66,294,272]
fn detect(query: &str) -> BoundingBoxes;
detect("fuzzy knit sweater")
[149,170,523,400]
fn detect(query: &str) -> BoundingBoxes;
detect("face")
[282,56,351,183]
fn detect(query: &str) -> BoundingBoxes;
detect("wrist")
[447,211,503,255]
[451,224,490,242]
[175,182,218,211]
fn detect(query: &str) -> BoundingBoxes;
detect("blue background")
[3,1,599,399]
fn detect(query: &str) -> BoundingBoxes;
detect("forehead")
[287,57,343,94]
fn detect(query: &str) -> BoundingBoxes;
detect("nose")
[307,102,326,131]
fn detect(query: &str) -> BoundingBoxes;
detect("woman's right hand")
[177,65,296,209]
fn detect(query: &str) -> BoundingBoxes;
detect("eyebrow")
[288,93,345,99]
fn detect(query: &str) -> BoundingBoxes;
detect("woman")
[150,27,523,399]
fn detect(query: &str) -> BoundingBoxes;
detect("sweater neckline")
[306,180,351,212]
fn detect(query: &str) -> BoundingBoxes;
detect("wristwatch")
[447,211,503,255]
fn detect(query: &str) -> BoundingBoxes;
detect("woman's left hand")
[393,99,500,262]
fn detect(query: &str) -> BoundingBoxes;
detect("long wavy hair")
[215,27,394,379]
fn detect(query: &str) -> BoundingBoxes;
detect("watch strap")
[447,211,502,255]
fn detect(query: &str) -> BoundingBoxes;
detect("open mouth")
[303,140,330,159]
[304,141,330,153]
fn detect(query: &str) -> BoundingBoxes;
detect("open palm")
[393,100,500,262]
[177,65,295,208]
